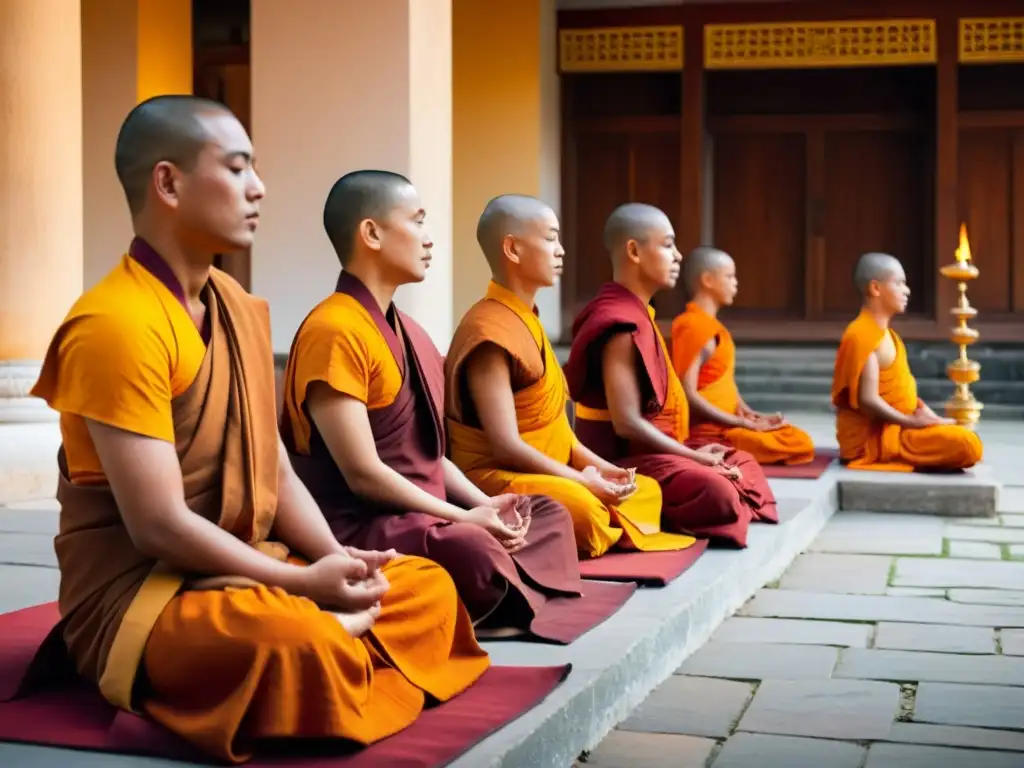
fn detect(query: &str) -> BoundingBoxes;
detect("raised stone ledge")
[451,478,839,767]
[837,464,1000,518]
[0,422,60,505]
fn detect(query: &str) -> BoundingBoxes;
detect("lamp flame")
[956,223,972,265]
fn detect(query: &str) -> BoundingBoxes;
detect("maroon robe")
[564,282,777,548]
[284,272,634,642]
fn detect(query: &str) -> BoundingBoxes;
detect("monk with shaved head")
[564,204,776,547]
[669,247,815,466]
[22,98,491,762]
[445,195,699,559]
[280,173,630,643]
[833,252,983,471]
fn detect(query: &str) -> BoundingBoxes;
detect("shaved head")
[323,170,413,265]
[476,194,554,271]
[114,94,233,216]
[683,246,733,295]
[854,252,904,295]
[603,203,671,258]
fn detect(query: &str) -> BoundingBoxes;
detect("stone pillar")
[251,0,454,351]
[452,0,562,338]
[0,0,84,422]
[82,0,192,287]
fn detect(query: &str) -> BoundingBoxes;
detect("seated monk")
[280,170,591,639]
[670,247,815,466]
[444,194,698,559]
[564,204,777,547]
[833,252,983,472]
[21,97,488,764]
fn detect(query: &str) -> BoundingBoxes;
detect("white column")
[0,0,84,422]
[251,0,454,352]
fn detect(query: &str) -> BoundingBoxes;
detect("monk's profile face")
[377,184,433,284]
[166,112,264,253]
[702,256,739,306]
[510,208,564,288]
[633,216,681,289]
[869,266,910,315]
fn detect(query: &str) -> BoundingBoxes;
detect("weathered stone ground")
[582,417,1024,768]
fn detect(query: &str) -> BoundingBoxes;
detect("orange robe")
[444,280,696,559]
[27,239,489,764]
[832,310,983,472]
[671,303,815,466]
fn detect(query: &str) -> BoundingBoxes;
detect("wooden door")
[712,132,807,316]
[564,124,680,326]
[821,129,930,317]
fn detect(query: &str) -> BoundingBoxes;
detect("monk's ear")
[625,239,641,264]
[358,219,383,253]
[866,279,881,298]
[501,234,521,265]
[152,160,183,210]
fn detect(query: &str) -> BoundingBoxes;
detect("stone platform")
[0,414,1008,767]
[837,464,1000,518]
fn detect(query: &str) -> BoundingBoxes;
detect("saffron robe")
[832,310,984,472]
[445,280,697,559]
[671,303,815,466]
[280,271,594,637]
[565,282,777,549]
[23,242,489,764]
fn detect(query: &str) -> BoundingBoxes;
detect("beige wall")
[81,0,192,288]
[251,0,454,352]
[452,0,561,337]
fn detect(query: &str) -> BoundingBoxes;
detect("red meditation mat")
[0,603,571,767]
[531,580,636,644]
[577,539,708,586]
[761,448,839,479]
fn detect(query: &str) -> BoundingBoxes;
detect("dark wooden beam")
[804,130,826,319]
[960,111,1024,129]
[934,11,959,324]
[708,113,926,134]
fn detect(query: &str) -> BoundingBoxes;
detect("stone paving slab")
[947,516,1000,526]
[711,733,865,768]
[1002,629,1024,655]
[810,512,944,555]
[884,722,1024,753]
[913,682,1024,730]
[837,463,999,517]
[873,622,995,654]
[736,679,899,741]
[0,503,58,534]
[0,532,57,567]
[865,742,1024,768]
[777,552,892,594]
[676,641,838,681]
[581,730,717,768]
[1001,514,1024,527]
[998,487,1024,512]
[893,558,1024,590]
[835,648,1024,686]
[947,524,1024,544]
[947,540,1003,559]
[886,587,945,598]
[711,617,872,647]
[948,589,1024,607]
[1010,544,1024,558]
[740,589,1024,627]
[619,676,753,738]
[0,564,60,613]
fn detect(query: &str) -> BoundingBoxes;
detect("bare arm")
[443,457,491,508]
[857,353,922,428]
[307,382,470,523]
[272,437,347,561]
[465,343,587,482]
[602,333,716,463]
[86,419,310,592]
[681,340,748,428]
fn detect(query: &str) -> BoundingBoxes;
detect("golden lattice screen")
[559,26,684,73]
[705,19,937,69]
[960,18,1024,63]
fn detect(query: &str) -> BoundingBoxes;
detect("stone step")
[740,392,1024,421]
[736,374,1024,405]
